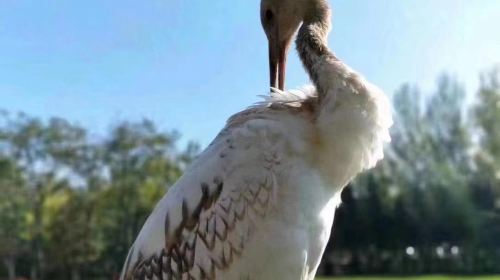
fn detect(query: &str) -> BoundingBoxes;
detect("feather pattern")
[121,76,391,279]
[121,110,288,279]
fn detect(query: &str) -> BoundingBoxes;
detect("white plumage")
[120,0,392,279]
[121,78,391,280]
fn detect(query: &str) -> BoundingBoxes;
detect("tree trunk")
[31,265,38,280]
[71,267,81,280]
[3,256,16,280]
[33,183,45,280]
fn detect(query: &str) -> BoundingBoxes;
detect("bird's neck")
[296,3,336,99]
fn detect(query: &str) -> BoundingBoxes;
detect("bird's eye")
[265,9,274,22]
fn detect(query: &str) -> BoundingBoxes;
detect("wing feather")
[121,120,281,280]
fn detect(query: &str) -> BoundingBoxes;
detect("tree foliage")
[0,69,499,278]
[0,115,194,279]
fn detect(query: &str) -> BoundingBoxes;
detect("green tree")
[1,113,88,280]
[473,69,500,207]
[94,120,183,276]
[0,157,27,280]
[42,186,99,280]
[471,69,500,255]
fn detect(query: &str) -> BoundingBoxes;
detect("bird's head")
[260,0,328,90]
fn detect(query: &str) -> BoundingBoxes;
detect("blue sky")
[1,0,499,147]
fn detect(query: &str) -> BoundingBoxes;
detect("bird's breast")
[216,161,339,280]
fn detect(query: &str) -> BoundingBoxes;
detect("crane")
[121,0,392,279]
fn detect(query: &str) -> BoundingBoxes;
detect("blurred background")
[0,0,499,279]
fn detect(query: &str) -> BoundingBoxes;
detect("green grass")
[317,276,500,280]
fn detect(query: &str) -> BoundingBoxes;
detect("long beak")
[269,40,289,91]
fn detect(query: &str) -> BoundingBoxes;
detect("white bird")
[120,0,392,279]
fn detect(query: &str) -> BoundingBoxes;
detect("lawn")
[317,276,500,280]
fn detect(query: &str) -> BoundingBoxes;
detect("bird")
[120,0,392,279]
